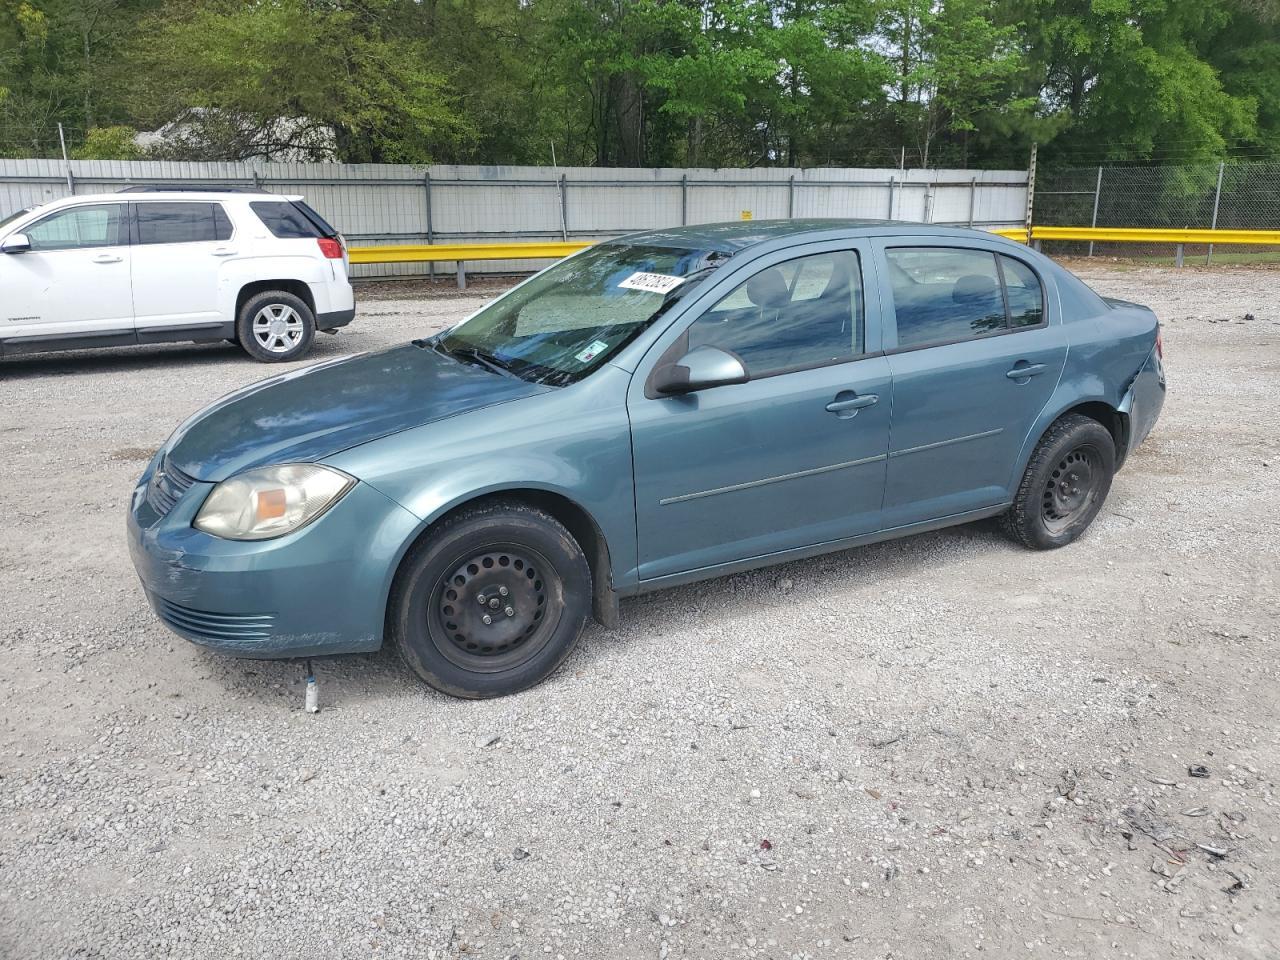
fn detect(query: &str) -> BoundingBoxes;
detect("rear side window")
[251,201,323,239]
[887,248,1007,348]
[136,202,231,244]
[886,247,1049,349]
[26,204,126,250]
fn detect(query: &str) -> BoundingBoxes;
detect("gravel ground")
[1,263,1277,960]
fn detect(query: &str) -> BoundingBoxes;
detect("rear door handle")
[1006,362,1047,380]
[211,247,237,257]
[825,392,878,417]
[92,254,123,264]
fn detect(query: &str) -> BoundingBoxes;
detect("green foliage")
[1,0,1278,167]
[71,124,140,159]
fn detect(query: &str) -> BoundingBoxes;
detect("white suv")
[0,188,355,362]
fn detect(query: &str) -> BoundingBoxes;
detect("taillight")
[1155,325,1164,359]
[317,237,343,259]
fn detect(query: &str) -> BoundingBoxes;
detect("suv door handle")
[1006,362,1047,380]
[211,247,237,257]
[825,392,878,418]
[92,254,123,264]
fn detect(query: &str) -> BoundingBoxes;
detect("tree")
[125,0,473,162]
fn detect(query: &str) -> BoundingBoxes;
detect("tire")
[1000,413,1116,550]
[389,500,591,699]
[236,290,315,363]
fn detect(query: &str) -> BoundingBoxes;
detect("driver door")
[0,202,134,345]
[627,242,892,581]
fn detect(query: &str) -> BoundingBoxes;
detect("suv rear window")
[251,201,331,239]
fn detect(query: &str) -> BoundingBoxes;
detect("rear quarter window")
[251,201,323,239]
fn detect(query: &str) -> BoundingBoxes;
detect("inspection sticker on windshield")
[618,271,685,294]
[574,340,610,364]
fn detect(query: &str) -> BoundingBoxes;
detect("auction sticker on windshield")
[617,272,685,295]
[574,339,611,364]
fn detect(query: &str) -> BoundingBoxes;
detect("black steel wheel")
[390,500,591,698]
[430,545,557,673]
[1001,413,1116,550]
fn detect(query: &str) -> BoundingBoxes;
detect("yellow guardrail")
[347,226,1280,283]
[348,241,589,265]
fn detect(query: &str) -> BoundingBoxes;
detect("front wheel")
[236,290,315,363]
[389,500,591,699]
[1001,414,1116,549]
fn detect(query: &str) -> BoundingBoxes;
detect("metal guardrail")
[347,225,1280,285]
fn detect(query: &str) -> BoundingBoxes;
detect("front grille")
[146,458,196,516]
[152,596,276,644]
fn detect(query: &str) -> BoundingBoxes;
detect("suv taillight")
[1155,325,1164,359]
[317,237,343,259]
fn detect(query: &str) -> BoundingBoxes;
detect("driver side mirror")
[1,233,31,254]
[652,345,749,395]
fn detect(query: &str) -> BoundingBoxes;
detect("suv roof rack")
[117,184,267,194]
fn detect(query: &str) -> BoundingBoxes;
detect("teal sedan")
[128,220,1165,698]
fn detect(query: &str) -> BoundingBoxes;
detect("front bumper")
[127,453,422,659]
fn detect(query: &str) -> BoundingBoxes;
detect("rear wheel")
[236,290,315,362]
[1001,414,1116,549]
[390,500,591,698]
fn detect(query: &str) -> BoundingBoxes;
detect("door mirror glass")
[653,345,748,395]
[1,233,31,254]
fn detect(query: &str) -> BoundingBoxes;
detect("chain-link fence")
[1035,161,1280,262]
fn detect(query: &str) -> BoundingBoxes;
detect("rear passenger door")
[129,201,235,339]
[875,241,1066,527]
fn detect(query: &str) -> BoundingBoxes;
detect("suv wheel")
[389,500,591,699]
[236,290,315,363]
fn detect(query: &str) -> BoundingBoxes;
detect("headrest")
[953,273,998,303]
[746,268,790,308]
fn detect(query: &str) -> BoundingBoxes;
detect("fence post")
[424,172,435,282]
[57,123,74,194]
[887,176,896,219]
[457,262,466,290]
[1024,143,1037,244]
[1175,243,1184,268]
[681,174,688,225]
[968,177,976,227]
[1207,161,1225,266]
[558,173,568,241]
[1088,166,1103,257]
[788,174,795,218]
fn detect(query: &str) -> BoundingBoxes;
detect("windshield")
[0,206,35,231]
[436,242,727,386]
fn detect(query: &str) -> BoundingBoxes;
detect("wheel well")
[1059,401,1128,463]
[235,280,316,321]
[393,490,618,630]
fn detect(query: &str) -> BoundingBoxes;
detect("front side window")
[887,247,1047,349]
[437,242,726,386]
[685,250,864,378]
[136,202,231,245]
[25,204,126,251]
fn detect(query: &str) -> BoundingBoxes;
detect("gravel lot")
[1,263,1277,960]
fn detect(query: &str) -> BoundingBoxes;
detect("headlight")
[194,464,354,541]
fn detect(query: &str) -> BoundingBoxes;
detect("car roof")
[615,218,1019,253]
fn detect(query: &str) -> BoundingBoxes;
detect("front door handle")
[825,392,878,418]
[92,254,123,264]
[211,247,237,257]
[1006,362,1047,381]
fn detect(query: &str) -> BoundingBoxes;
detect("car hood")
[164,343,549,481]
